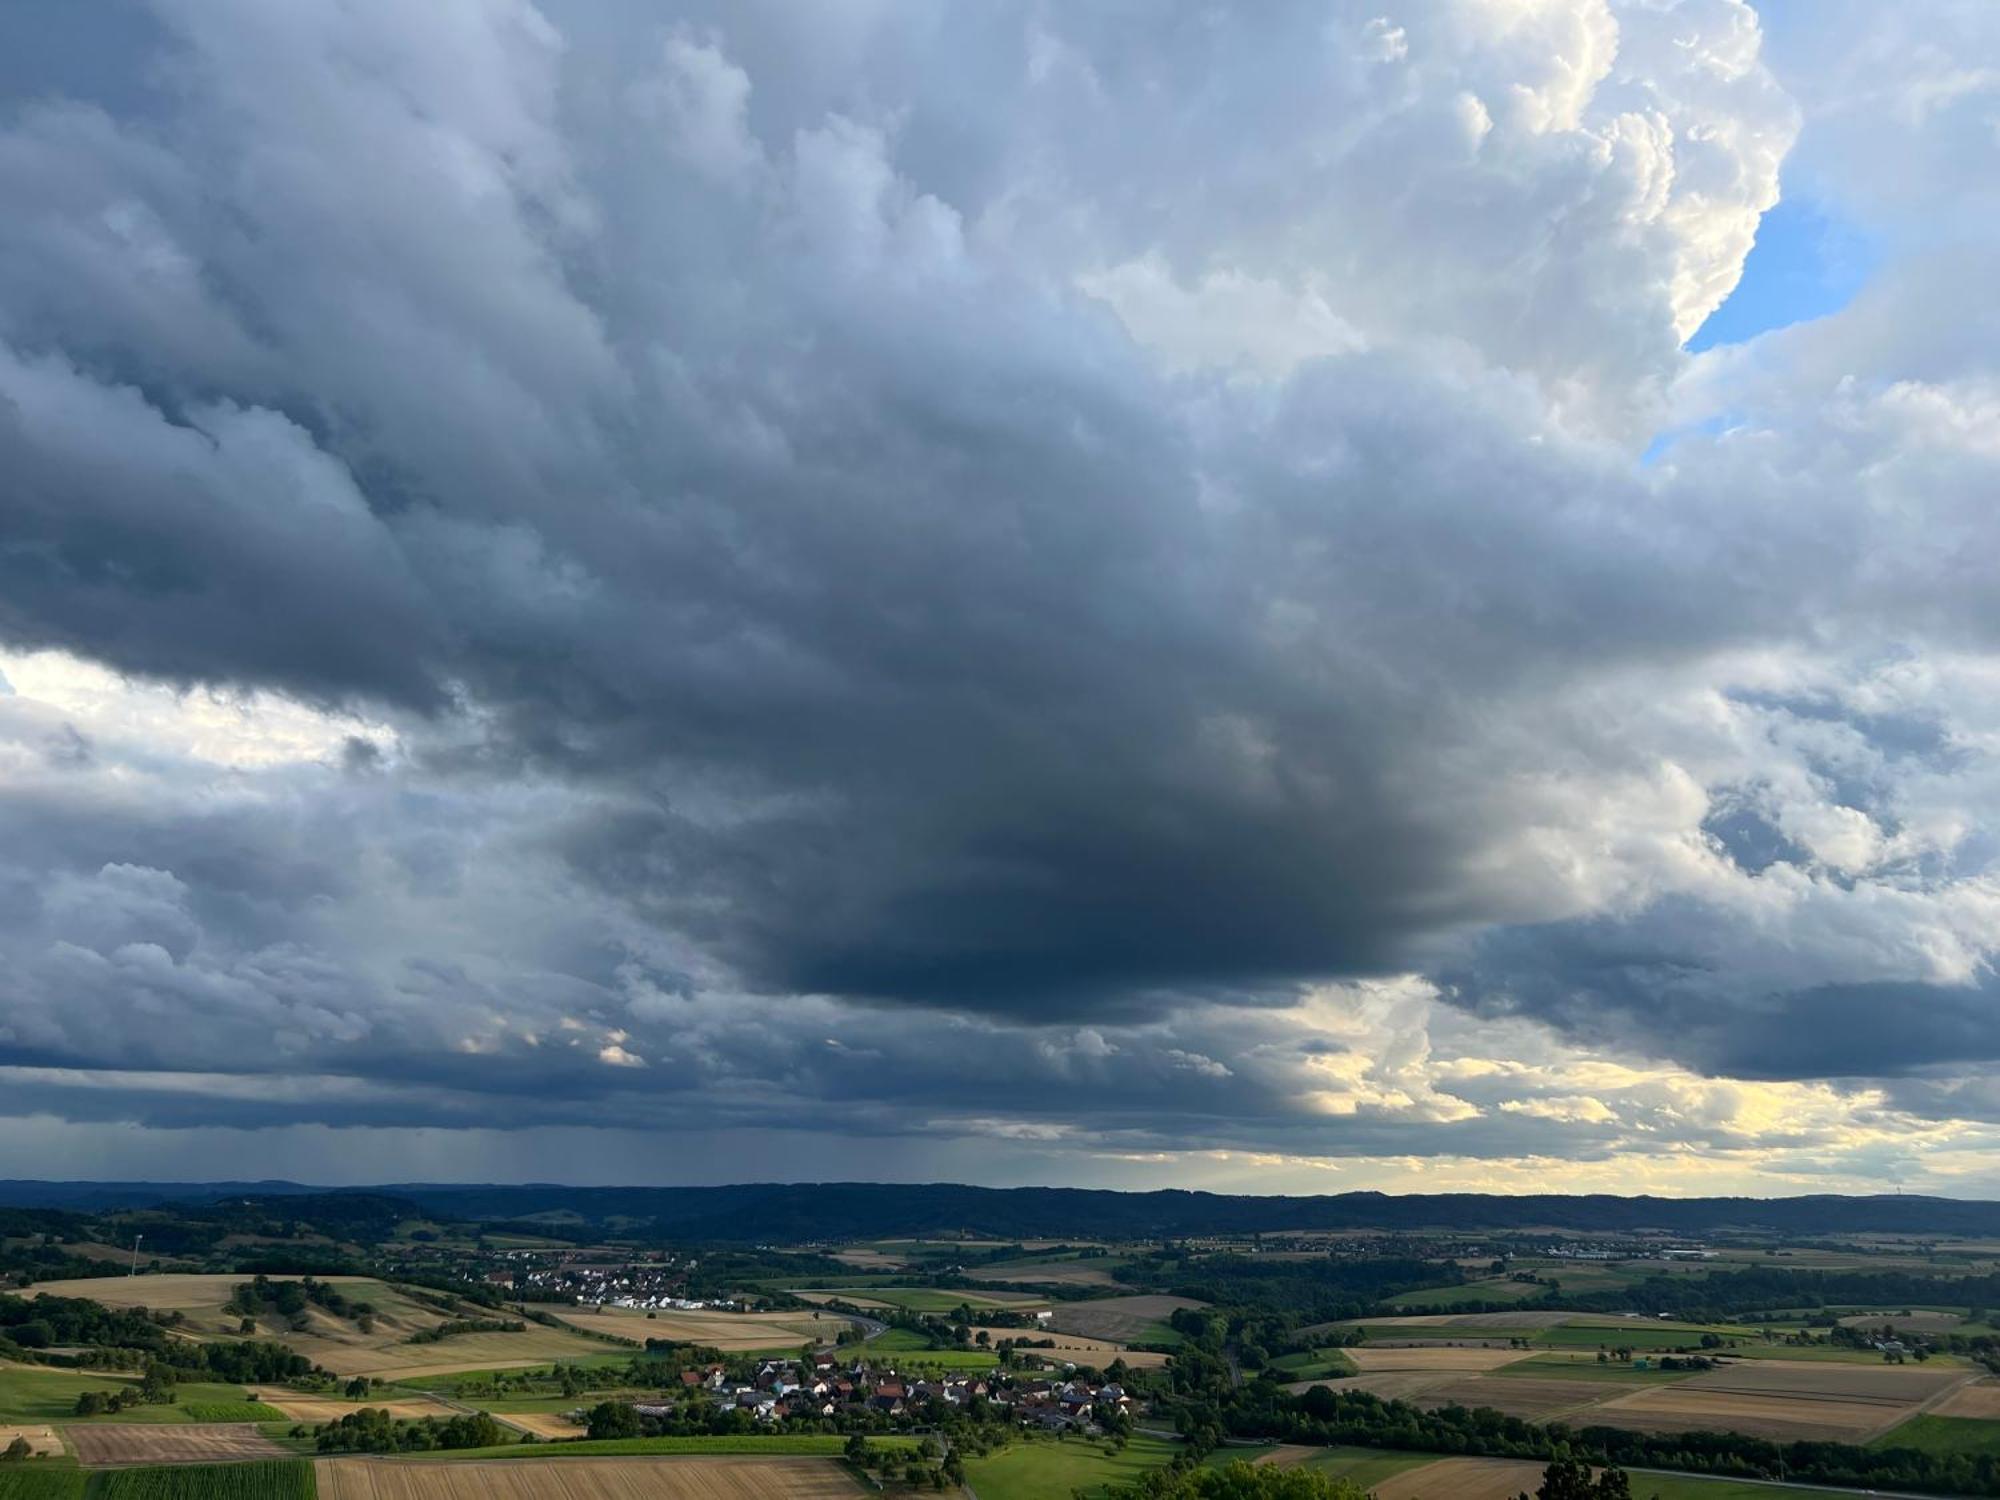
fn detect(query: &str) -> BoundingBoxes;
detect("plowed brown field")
[316,1456,865,1497]
[1048,1295,1202,1343]
[66,1422,287,1466]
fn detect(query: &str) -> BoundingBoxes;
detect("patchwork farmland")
[315,1456,869,1499]
[65,1422,289,1467]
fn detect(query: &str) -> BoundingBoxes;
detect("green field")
[1634,1478,1861,1500]
[0,1371,264,1426]
[0,1472,90,1500]
[1270,1348,1359,1381]
[1535,1324,1739,1352]
[1491,1354,1701,1384]
[93,1460,315,1499]
[1203,1445,1437,1486]
[860,1327,1007,1368]
[1870,1414,2000,1458]
[963,1433,1179,1500]
[178,1401,287,1423]
[0,1368,141,1423]
[797,1286,1034,1313]
[1391,1279,1552,1309]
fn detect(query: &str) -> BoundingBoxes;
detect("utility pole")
[129,1232,144,1276]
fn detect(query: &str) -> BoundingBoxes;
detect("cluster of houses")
[599,1351,1136,1434]
[476,1250,735,1311]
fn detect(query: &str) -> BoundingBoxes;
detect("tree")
[1527,1457,1632,1500]
[346,1377,372,1399]
[3,1435,32,1461]
[585,1401,642,1440]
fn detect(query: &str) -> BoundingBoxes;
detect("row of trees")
[307,1407,507,1453]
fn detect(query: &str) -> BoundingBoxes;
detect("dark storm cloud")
[1,0,2000,1177]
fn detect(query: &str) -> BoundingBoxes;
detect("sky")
[1,0,1999,1198]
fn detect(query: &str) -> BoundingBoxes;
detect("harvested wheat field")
[1372,1312,1577,1330]
[1839,1311,1964,1332]
[551,1306,839,1352]
[1289,1370,1458,1402]
[1934,1380,2000,1419]
[28,1272,379,1314]
[317,1455,866,1498]
[1347,1346,1538,1372]
[498,1410,585,1439]
[969,1325,1170,1369]
[1049,1295,1202,1343]
[302,1326,614,1380]
[66,1422,287,1466]
[1416,1377,1610,1422]
[1685,1361,1967,1402]
[1586,1361,1969,1441]
[1372,1457,1548,1500]
[0,1424,61,1457]
[263,1395,460,1423]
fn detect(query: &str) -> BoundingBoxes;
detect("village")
[581,1347,1139,1438]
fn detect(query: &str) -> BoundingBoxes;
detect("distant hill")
[1,1180,1995,1241]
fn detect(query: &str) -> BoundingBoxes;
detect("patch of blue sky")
[1639,412,1736,469]
[1686,192,1877,352]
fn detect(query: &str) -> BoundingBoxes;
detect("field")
[961,1432,1179,1500]
[0,1370,277,1428]
[22,1275,610,1382]
[962,1258,1130,1288]
[95,1461,316,1499]
[0,1471,89,1500]
[787,1286,1043,1314]
[405,1436,920,1462]
[1374,1456,1554,1500]
[179,1402,286,1423]
[0,1424,61,1457]
[493,1410,580,1439]
[0,1367,141,1424]
[317,1455,866,1498]
[1048,1296,1201,1346]
[262,1397,458,1424]
[856,1330,1009,1370]
[65,1424,288,1467]
[967,1326,1170,1370]
[1221,1444,1437,1486]
[1935,1380,2000,1419]
[302,1329,614,1382]
[1871,1414,2000,1458]
[1269,1348,1359,1382]
[1345,1346,1536,1372]
[1588,1361,1967,1442]
[548,1306,838,1353]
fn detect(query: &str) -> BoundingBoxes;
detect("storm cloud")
[3,0,2000,1191]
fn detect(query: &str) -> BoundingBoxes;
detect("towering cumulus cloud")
[1,0,1997,1191]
